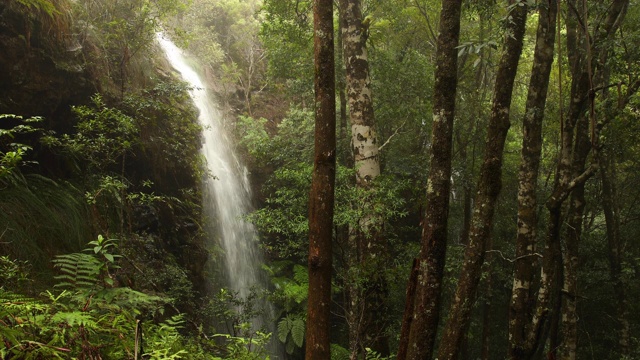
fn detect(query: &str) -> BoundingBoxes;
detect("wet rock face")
[0,3,94,119]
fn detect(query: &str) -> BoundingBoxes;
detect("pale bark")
[304,0,336,357]
[400,0,462,358]
[508,0,557,357]
[435,2,527,358]
[338,0,388,355]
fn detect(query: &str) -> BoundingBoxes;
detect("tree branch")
[378,120,407,152]
[485,249,543,263]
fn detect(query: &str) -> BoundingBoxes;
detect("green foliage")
[212,331,272,360]
[264,262,308,354]
[0,256,30,290]
[54,235,121,289]
[236,106,315,166]
[43,94,137,172]
[0,238,213,359]
[331,343,351,360]
[15,0,58,16]
[260,0,314,98]
[277,313,305,354]
[72,0,189,93]
[0,114,43,179]
[121,81,203,185]
[143,315,190,359]
[0,174,92,266]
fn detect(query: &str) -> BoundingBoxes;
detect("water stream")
[157,34,277,352]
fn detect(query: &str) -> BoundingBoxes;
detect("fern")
[277,313,305,354]
[330,344,351,360]
[0,174,92,268]
[53,252,102,290]
[50,311,97,328]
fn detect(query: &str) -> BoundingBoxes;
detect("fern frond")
[291,317,305,347]
[50,311,96,328]
[53,253,102,290]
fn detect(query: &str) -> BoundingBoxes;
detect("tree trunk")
[599,149,631,358]
[400,0,462,358]
[559,114,590,360]
[480,245,494,360]
[508,0,557,357]
[435,3,527,359]
[338,0,388,355]
[557,1,629,357]
[304,0,336,357]
[524,0,629,354]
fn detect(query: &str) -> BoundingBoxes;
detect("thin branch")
[412,0,438,46]
[0,227,11,244]
[485,249,543,263]
[378,120,407,152]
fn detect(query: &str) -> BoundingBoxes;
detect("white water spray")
[157,34,274,335]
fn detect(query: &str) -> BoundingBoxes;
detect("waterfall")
[157,34,278,352]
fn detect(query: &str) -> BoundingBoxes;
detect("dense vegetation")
[1,0,640,359]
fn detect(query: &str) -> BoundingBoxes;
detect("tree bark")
[508,0,557,357]
[399,0,462,358]
[599,149,631,358]
[524,0,628,356]
[480,244,494,360]
[338,0,388,355]
[435,2,527,359]
[305,0,336,357]
[559,113,590,360]
[557,1,629,357]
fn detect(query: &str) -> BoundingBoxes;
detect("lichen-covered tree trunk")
[508,0,557,357]
[304,0,336,356]
[559,114,590,360]
[435,3,527,359]
[338,0,388,355]
[558,1,629,357]
[527,58,591,360]
[399,0,462,358]
[524,0,630,354]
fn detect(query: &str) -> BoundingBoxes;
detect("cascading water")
[157,34,278,354]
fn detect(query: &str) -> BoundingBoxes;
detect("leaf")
[277,317,291,343]
[291,317,305,347]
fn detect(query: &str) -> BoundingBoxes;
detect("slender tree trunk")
[337,11,351,167]
[524,0,632,354]
[523,0,591,354]
[559,114,590,360]
[480,244,494,360]
[558,1,629,357]
[397,259,419,360]
[599,149,631,358]
[436,3,527,359]
[338,0,389,355]
[508,0,557,357]
[399,0,462,358]
[304,0,336,356]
